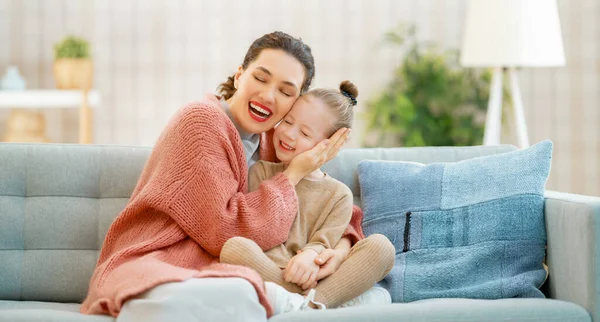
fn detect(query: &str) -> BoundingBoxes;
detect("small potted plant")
[53,35,92,90]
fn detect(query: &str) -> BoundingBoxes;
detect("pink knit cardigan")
[80,94,364,318]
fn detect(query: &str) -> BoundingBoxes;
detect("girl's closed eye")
[253,75,266,83]
[301,131,310,138]
[284,119,292,125]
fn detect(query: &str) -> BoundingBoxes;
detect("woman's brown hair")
[218,31,315,100]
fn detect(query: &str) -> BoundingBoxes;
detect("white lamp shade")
[461,0,566,67]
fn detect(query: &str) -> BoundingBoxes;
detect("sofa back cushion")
[322,145,517,206]
[0,143,515,303]
[0,143,151,302]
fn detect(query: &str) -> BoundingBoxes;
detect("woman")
[81,32,358,322]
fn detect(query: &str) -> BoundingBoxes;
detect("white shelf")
[0,90,100,108]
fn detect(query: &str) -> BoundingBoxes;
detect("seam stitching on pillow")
[403,211,412,252]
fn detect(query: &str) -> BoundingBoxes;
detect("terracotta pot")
[53,58,93,90]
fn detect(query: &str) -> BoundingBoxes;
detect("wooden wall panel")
[0,0,597,196]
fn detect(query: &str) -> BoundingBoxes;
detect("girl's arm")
[302,192,353,255]
[311,204,364,282]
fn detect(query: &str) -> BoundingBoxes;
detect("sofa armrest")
[545,190,600,321]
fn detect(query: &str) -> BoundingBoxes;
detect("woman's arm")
[342,205,366,244]
[159,105,351,256]
[158,104,351,257]
[333,236,352,257]
[136,104,300,257]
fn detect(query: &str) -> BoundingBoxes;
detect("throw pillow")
[358,140,552,303]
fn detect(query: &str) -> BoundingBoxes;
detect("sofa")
[0,142,598,322]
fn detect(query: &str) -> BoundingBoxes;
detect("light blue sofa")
[0,143,598,322]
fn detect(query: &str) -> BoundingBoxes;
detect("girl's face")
[228,49,306,134]
[273,95,336,164]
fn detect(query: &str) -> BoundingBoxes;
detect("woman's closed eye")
[280,89,292,97]
[253,75,266,83]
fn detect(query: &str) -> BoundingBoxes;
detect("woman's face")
[272,95,336,164]
[228,49,306,134]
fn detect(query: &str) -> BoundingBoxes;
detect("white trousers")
[116,278,267,322]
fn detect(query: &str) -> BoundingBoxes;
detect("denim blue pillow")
[358,140,552,303]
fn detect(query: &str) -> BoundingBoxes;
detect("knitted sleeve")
[343,205,365,244]
[143,103,298,257]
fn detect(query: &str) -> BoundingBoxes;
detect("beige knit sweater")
[249,161,353,268]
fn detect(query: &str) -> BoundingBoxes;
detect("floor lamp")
[460,0,565,148]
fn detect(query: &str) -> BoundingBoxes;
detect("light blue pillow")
[358,140,552,303]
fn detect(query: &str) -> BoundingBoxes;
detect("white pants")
[116,278,267,322]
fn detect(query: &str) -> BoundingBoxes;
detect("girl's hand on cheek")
[284,128,351,185]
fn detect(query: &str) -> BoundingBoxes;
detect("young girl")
[221,81,395,315]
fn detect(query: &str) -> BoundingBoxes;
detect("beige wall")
[0,0,598,196]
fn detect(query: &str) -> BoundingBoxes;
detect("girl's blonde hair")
[307,80,358,136]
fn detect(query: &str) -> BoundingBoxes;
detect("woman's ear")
[234,66,244,89]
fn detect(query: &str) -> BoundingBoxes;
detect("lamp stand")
[483,67,530,148]
[508,68,530,148]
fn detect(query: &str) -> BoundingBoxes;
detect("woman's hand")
[284,128,351,185]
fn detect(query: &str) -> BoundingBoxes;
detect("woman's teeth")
[250,103,271,118]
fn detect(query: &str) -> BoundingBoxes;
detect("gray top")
[219,97,260,168]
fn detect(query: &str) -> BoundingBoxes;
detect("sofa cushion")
[358,140,552,303]
[268,298,590,322]
[322,145,517,204]
[0,301,113,322]
[2,299,589,322]
[0,143,151,302]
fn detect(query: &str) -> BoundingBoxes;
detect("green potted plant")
[364,25,494,147]
[53,35,92,90]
